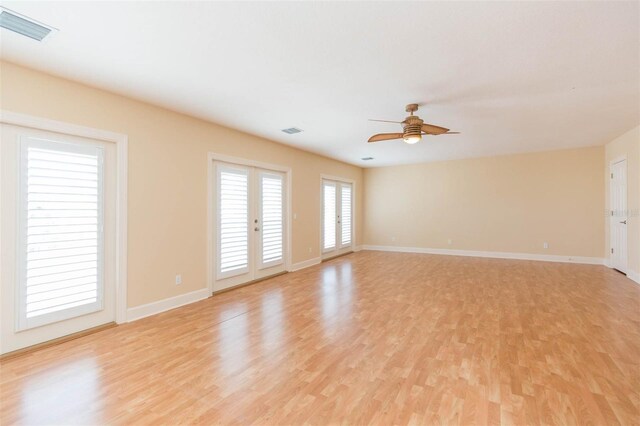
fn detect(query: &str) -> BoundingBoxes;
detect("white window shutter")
[323,182,336,250]
[217,166,249,277]
[340,183,352,246]
[19,137,104,330]
[260,173,283,266]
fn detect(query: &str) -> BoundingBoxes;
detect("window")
[18,137,104,330]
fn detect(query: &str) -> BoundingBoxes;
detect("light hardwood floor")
[1,251,639,425]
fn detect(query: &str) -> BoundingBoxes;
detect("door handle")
[620,220,627,225]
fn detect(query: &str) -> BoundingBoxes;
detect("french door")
[213,161,287,291]
[322,178,353,259]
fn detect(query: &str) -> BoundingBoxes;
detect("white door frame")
[207,152,292,294]
[319,174,356,259]
[609,156,628,273]
[0,110,128,325]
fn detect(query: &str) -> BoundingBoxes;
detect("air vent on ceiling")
[361,157,374,161]
[281,127,303,134]
[0,7,56,42]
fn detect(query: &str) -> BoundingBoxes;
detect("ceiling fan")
[368,104,459,144]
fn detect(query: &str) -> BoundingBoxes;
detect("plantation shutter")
[259,172,284,267]
[340,183,352,246]
[323,181,336,251]
[217,165,249,278]
[19,137,104,330]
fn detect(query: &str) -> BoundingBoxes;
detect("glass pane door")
[322,181,337,252]
[322,179,353,258]
[216,164,250,281]
[213,162,288,290]
[339,183,352,248]
[256,170,285,275]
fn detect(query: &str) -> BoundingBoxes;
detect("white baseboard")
[354,245,363,252]
[127,288,210,322]
[361,245,604,265]
[122,252,632,324]
[289,257,321,272]
[627,270,640,285]
[127,255,337,322]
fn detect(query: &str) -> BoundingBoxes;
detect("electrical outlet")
[308,247,312,253]
[543,242,549,249]
[391,236,396,242]
[447,239,452,245]
[175,274,182,285]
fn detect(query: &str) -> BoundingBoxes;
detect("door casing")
[0,111,128,354]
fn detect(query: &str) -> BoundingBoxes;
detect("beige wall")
[0,61,364,308]
[2,60,634,315]
[364,147,605,258]
[604,126,640,278]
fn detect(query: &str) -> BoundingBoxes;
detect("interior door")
[322,179,353,259]
[610,159,628,273]
[214,162,287,291]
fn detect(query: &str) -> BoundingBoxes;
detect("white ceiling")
[1,1,638,167]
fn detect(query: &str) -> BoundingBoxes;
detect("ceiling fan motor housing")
[403,115,423,138]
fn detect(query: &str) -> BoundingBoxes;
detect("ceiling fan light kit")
[403,135,421,144]
[368,103,458,144]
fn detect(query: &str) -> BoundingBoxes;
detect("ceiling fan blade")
[369,119,403,124]
[368,133,404,143]
[421,123,449,135]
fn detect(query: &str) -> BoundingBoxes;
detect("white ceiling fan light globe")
[403,135,421,144]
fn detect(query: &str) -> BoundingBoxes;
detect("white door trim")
[319,174,356,259]
[207,152,292,294]
[0,110,128,324]
[608,156,628,273]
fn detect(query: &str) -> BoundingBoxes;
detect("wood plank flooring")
[1,251,639,425]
